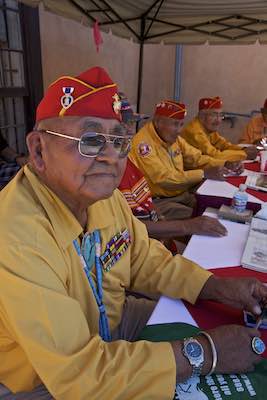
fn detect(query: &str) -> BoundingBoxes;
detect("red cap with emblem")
[36,66,122,123]
[154,100,186,120]
[262,98,267,111]
[199,96,223,111]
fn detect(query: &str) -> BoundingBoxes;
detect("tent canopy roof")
[20,0,267,44]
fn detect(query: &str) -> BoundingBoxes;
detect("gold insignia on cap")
[112,93,122,114]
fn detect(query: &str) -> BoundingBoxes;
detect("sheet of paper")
[197,179,263,204]
[147,296,198,326]
[183,212,250,269]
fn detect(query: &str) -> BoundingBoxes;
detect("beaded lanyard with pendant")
[73,230,111,341]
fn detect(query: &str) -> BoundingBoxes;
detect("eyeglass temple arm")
[45,130,80,142]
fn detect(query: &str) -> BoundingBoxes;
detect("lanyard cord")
[73,231,111,342]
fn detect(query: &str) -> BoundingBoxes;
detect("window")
[0,0,43,154]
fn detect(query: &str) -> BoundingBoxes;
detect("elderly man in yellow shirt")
[239,98,267,145]
[129,100,241,220]
[0,67,266,400]
[181,96,257,162]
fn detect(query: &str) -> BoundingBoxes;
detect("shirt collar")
[148,121,169,149]
[24,166,115,249]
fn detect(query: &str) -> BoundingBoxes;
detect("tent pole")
[136,39,144,113]
[137,17,146,114]
[174,44,183,101]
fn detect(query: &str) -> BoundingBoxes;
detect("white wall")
[180,42,267,142]
[38,4,176,117]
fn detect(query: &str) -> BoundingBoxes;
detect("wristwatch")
[182,337,204,378]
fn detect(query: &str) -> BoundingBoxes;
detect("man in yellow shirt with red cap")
[0,68,266,400]
[239,98,267,145]
[129,100,241,220]
[181,96,257,161]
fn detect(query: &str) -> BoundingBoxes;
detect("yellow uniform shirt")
[239,115,267,144]
[181,117,246,162]
[0,166,211,399]
[129,121,224,197]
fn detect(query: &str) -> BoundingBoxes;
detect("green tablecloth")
[139,323,267,400]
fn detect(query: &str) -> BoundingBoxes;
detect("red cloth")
[93,20,103,52]
[186,266,267,358]
[119,159,157,220]
[199,96,222,111]
[154,100,186,120]
[263,99,267,110]
[195,162,266,215]
[36,66,121,123]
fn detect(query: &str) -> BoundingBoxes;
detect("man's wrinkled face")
[155,116,184,145]
[200,108,224,132]
[36,116,128,205]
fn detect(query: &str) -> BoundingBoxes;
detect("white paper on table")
[197,179,263,204]
[183,211,250,269]
[240,169,259,177]
[147,296,198,326]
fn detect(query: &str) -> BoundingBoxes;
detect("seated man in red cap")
[119,157,227,253]
[239,99,267,144]
[181,96,257,162]
[0,67,266,399]
[129,100,236,220]
[119,99,227,245]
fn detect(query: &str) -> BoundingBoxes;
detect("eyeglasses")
[41,130,132,158]
[207,112,225,119]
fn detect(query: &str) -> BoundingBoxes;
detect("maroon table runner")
[195,162,266,215]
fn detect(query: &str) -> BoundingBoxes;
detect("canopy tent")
[19,0,267,44]
[19,0,267,110]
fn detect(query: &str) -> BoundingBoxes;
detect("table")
[195,162,267,216]
[148,210,267,358]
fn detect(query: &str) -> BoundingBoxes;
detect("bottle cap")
[239,184,247,191]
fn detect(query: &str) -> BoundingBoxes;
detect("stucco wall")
[38,5,267,143]
[38,4,139,107]
[180,43,267,143]
[38,4,176,117]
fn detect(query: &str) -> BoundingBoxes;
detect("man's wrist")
[171,336,214,383]
[198,275,221,301]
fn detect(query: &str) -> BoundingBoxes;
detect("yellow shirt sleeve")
[126,199,212,302]
[130,137,204,197]
[0,241,176,399]
[178,137,225,169]
[181,118,246,162]
[239,115,265,144]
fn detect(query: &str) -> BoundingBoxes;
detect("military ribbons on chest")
[100,228,131,272]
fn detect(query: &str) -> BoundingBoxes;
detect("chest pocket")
[168,144,183,171]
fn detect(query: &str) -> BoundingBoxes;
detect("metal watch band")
[183,337,204,379]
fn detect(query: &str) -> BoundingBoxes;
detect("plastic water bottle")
[232,184,248,213]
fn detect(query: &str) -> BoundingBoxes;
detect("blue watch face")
[186,342,202,358]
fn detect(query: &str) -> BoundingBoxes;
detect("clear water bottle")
[232,184,248,213]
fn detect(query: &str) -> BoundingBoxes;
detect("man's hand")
[202,325,262,375]
[224,161,244,176]
[204,166,225,181]
[244,145,258,160]
[199,275,267,315]
[189,216,227,237]
[171,325,262,383]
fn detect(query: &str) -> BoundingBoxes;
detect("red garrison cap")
[199,96,223,111]
[154,100,186,120]
[36,66,122,123]
[262,98,267,110]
